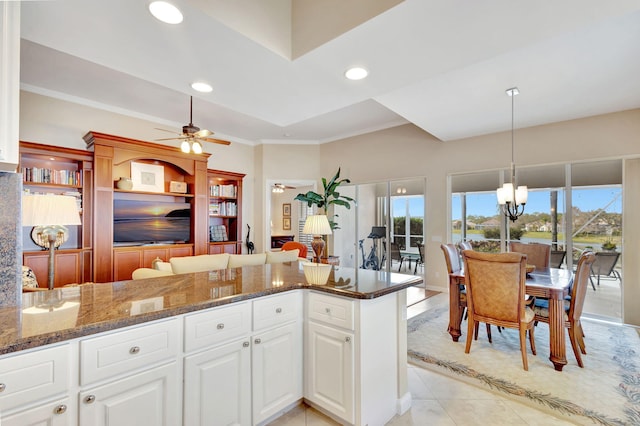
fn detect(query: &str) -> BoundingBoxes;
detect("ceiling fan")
[155,96,231,153]
[272,183,296,193]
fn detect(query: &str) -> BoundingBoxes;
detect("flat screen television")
[113,199,191,244]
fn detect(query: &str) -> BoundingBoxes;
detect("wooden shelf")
[114,188,194,197]
[23,182,83,189]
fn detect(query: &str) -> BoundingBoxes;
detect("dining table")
[448,267,574,371]
[400,249,422,273]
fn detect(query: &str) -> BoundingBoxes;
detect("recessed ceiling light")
[191,82,213,93]
[149,1,183,24]
[345,67,368,81]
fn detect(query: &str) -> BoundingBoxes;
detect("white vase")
[116,177,133,190]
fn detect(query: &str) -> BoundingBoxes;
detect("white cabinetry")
[305,290,404,426]
[79,363,179,426]
[252,292,302,424]
[306,320,354,422]
[78,318,181,426]
[0,344,72,425]
[183,293,302,426]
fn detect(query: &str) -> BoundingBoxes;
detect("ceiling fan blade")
[194,129,213,138]
[155,136,191,141]
[154,128,181,135]
[201,137,231,146]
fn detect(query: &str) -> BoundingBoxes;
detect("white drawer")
[253,292,301,331]
[184,302,251,353]
[0,344,70,411]
[307,292,354,330]
[80,318,179,386]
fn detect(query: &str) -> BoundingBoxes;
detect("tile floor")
[267,287,577,425]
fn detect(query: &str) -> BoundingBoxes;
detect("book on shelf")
[22,167,81,186]
[209,201,236,216]
[210,184,237,198]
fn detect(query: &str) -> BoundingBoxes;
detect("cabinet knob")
[129,346,141,354]
[217,323,225,330]
[54,404,67,415]
[254,338,261,344]
[345,336,351,343]
[243,341,250,348]
[84,395,96,404]
[276,307,282,313]
[0,383,5,392]
[325,308,331,314]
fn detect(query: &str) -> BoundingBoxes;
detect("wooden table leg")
[548,297,568,371]
[447,275,463,342]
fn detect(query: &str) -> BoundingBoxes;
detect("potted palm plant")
[295,168,355,262]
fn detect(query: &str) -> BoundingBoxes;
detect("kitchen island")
[0,261,420,426]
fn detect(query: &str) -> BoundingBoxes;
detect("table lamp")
[302,215,332,263]
[22,194,81,290]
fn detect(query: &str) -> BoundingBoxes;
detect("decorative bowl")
[526,264,535,274]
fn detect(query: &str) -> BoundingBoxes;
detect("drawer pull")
[276,307,282,313]
[254,338,261,344]
[84,395,96,404]
[217,323,225,330]
[243,341,250,347]
[345,336,351,343]
[0,383,5,392]
[54,404,67,415]
[129,346,141,355]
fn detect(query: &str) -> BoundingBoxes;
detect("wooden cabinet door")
[112,250,142,281]
[184,339,251,426]
[168,245,192,258]
[79,363,179,426]
[23,251,81,288]
[305,321,354,424]
[252,322,302,424]
[143,248,169,268]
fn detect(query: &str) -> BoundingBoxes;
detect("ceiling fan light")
[180,140,190,153]
[149,1,183,24]
[192,141,203,154]
[191,82,212,93]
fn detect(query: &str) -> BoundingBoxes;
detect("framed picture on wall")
[283,217,291,230]
[283,203,291,216]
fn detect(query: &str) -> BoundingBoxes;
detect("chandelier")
[496,87,527,222]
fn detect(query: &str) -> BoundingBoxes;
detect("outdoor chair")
[462,250,536,371]
[390,241,409,271]
[414,243,425,274]
[509,241,551,271]
[458,241,473,251]
[589,251,621,290]
[440,244,492,342]
[550,250,566,269]
[533,251,596,367]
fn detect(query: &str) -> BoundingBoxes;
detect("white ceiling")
[18,0,640,147]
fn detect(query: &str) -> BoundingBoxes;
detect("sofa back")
[170,253,230,274]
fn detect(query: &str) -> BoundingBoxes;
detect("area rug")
[407,296,640,426]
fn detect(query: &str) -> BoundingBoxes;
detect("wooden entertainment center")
[20,132,244,286]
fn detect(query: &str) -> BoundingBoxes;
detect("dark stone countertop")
[0,261,421,356]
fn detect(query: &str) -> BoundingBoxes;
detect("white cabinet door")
[252,321,302,424]
[305,321,354,424]
[2,398,71,426]
[79,362,179,426]
[184,338,251,426]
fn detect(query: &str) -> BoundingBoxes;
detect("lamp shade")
[22,194,81,226]
[303,215,332,235]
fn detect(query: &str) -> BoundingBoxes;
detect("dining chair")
[462,250,536,371]
[509,241,551,271]
[440,244,492,342]
[281,241,308,259]
[533,251,596,367]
